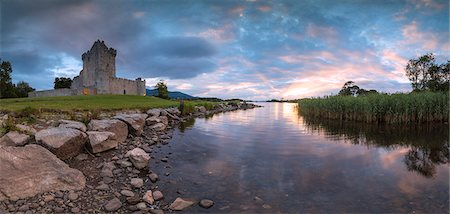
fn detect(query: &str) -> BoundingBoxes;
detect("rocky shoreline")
[0,102,260,214]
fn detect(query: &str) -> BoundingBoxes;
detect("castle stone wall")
[28,88,77,98]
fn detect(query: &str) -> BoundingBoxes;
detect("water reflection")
[301,116,449,178]
[151,103,449,213]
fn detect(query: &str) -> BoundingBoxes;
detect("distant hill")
[146,89,196,99]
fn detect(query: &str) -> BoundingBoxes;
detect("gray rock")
[148,173,159,183]
[169,197,195,211]
[95,184,109,191]
[35,127,87,160]
[199,199,214,208]
[100,162,116,178]
[88,119,128,144]
[120,190,135,197]
[146,109,161,117]
[86,131,118,153]
[152,191,163,201]
[58,120,87,132]
[145,116,161,126]
[125,148,150,169]
[75,153,88,161]
[70,207,81,213]
[136,202,147,210]
[68,193,79,201]
[149,123,166,131]
[15,124,37,135]
[104,197,122,212]
[113,114,147,136]
[130,178,143,188]
[158,116,168,126]
[0,145,85,201]
[0,131,30,147]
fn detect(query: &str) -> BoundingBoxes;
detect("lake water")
[151,102,449,213]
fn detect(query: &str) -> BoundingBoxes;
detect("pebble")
[43,195,55,202]
[161,158,168,162]
[103,177,114,184]
[127,196,141,205]
[262,204,272,209]
[136,202,147,210]
[75,153,88,161]
[104,197,122,212]
[18,204,29,212]
[68,193,79,201]
[71,207,81,213]
[119,189,133,197]
[148,173,159,182]
[131,178,144,188]
[199,199,214,209]
[153,191,164,201]
[143,190,154,204]
[96,183,109,191]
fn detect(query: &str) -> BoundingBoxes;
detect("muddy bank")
[0,102,260,214]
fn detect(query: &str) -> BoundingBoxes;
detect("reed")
[298,92,449,124]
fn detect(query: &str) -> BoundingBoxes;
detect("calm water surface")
[151,103,449,213]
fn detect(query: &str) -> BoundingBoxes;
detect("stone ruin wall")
[28,88,77,98]
[109,77,146,96]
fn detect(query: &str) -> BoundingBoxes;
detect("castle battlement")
[29,40,146,97]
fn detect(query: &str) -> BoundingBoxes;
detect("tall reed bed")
[298,92,449,124]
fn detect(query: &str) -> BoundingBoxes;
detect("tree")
[0,60,17,98]
[15,81,35,98]
[54,77,73,89]
[155,80,169,99]
[338,81,360,96]
[405,53,449,92]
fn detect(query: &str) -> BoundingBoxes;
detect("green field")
[0,95,179,112]
[298,92,449,124]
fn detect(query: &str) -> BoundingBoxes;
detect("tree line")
[339,53,449,96]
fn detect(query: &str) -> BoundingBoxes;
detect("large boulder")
[0,144,85,201]
[35,127,87,160]
[59,120,87,132]
[195,106,207,113]
[88,119,128,143]
[86,131,118,153]
[0,131,30,147]
[125,148,150,169]
[113,114,147,136]
[166,108,181,116]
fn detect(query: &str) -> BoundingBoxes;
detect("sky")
[0,0,448,100]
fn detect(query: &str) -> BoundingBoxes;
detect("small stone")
[130,178,143,188]
[153,191,164,201]
[150,209,165,214]
[169,197,195,211]
[103,177,114,184]
[68,192,79,201]
[96,184,109,191]
[18,204,29,212]
[160,158,168,162]
[127,196,141,205]
[142,190,154,204]
[75,153,88,161]
[199,199,214,208]
[120,160,133,168]
[262,204,272,209]
[121,190,135,197]
[43,195,55,202]
[148,173,159,183]
[54,206,65,212]
[136,202,147,210]
[71,207,81,213]
[104,197,122,212]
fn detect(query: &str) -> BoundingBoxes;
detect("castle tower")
[80,40,117,94]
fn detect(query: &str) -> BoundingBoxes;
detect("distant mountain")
[146,89,196,99]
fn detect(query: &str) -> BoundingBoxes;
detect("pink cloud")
[306,23,339,45]
[258,5,271,12]
[401,21,439,50]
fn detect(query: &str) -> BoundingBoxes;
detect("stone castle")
[29,40,146,97]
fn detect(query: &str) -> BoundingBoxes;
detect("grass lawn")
[0,95,180,112]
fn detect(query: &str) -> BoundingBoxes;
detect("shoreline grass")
[298,92,449,124]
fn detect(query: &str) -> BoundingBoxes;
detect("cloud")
[1,0,448,99]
